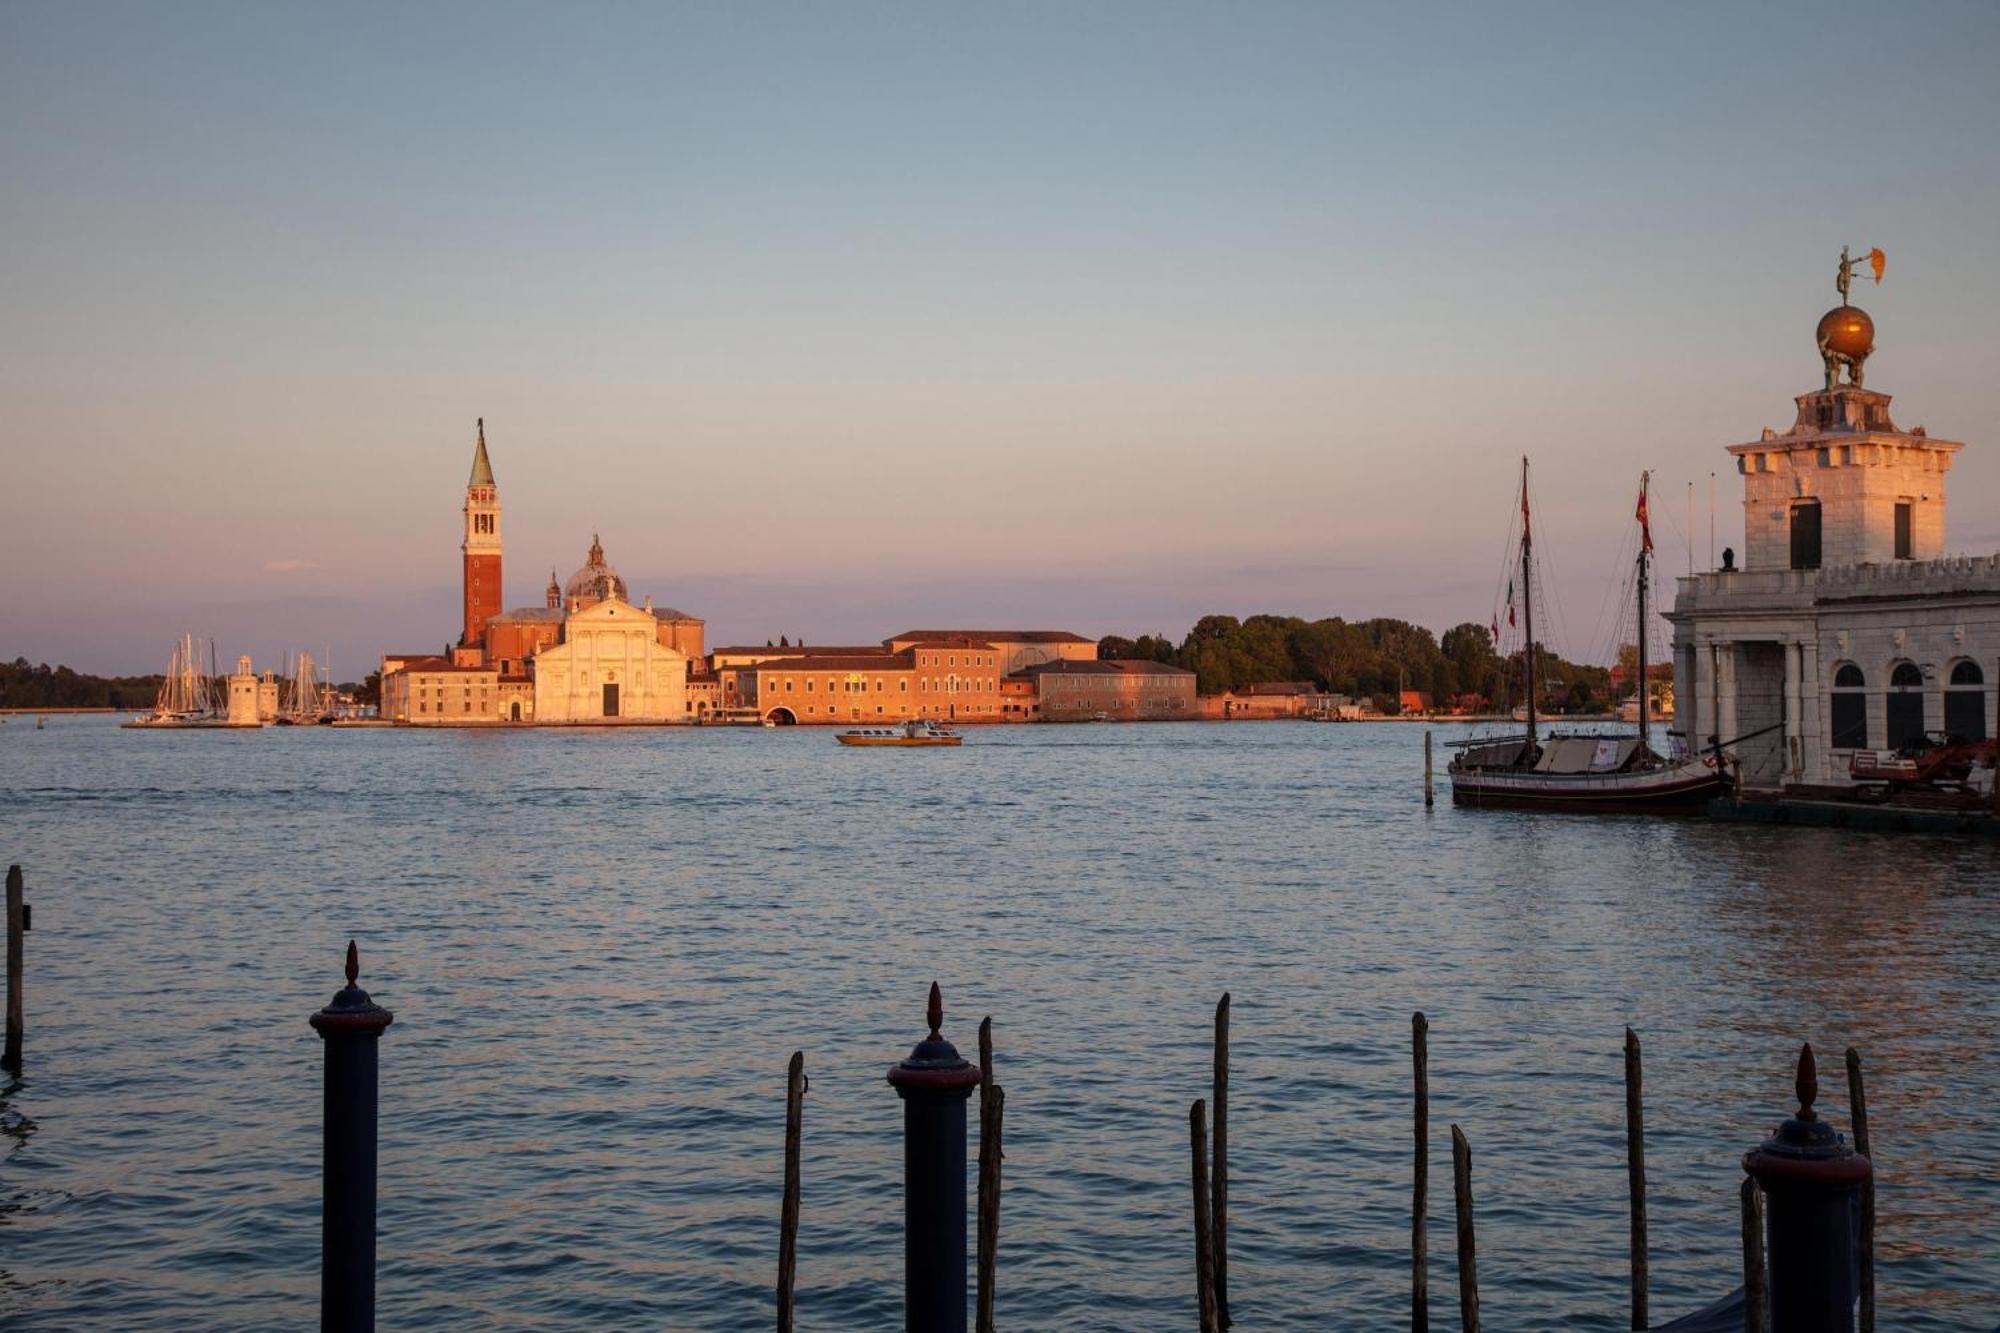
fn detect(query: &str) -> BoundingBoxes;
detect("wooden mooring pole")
[976,1017,1002,1333]
[1625,1027,1649,1330]
[1424,731,1435,808]
[1845,1048,1874,1333]
[1412,1011,1430,1333]
[1740,1176,1767,1333]
[1450,1124,1478,1333]
[1191,1099,1219,1333]
[1212,993,1231,1329]
[777,1051,805,1333]
[3,865,24,1073]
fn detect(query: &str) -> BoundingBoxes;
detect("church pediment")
[567,597,646,626]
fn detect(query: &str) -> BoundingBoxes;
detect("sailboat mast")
[1521,456,1537,746]
[1636,470,1653,747]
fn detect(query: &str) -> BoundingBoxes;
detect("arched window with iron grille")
[1830,663,1867,749]
[1945,659,1986,741]
[1886,661,1926,749]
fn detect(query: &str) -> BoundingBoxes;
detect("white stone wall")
[1737,439,1952,570]
[381,667,501,724]
[1670,557,2000,787]
[226,671,260,726]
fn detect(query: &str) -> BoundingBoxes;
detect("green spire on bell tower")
[468,417,495,487]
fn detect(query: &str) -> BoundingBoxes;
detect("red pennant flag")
[1635,478,1653,554]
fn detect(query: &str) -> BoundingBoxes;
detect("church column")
[1715,642,1737,754]
[1675,642,1698,755]
[1782,640,1802,781]
[1798,639,1825,781]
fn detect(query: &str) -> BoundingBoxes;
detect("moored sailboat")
[1448,464,1722,812]
[122,634,225,729]
[277,651,331,724]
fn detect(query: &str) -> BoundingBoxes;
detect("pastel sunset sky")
[4,2,1998,675]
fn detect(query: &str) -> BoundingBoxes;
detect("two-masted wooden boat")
[1448,463,1723,812]
[835,719,963,747]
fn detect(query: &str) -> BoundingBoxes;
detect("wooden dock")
[1708,792,2000,835]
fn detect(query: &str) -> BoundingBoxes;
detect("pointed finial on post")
[927,981,944,1040]
[1795,1042,1818,1120]
[345,939,359,987]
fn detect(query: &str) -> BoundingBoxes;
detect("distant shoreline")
[0,706,137,714]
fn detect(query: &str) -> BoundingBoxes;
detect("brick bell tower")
[459,418,502,661]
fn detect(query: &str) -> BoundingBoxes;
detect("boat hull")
[1448,758,1723,813]
[836,735,962,747]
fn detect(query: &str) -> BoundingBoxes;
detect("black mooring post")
[1625,1027,1649,1331]
[4,864,25,1073]
[1741,1044,1869,1333]
[887,982,981,1333]
[309,941,395,1333]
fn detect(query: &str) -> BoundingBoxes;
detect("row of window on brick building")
[767,677,991,694]
[1829,659,1985,749]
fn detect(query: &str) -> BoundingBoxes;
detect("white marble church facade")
[531,598,689,723]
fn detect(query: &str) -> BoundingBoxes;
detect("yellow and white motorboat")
[835,719,963,747]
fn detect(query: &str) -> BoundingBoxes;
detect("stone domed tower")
[461,418,503,654]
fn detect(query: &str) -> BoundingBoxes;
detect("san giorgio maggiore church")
[379,422,707,724]
[1668,260,1997,790]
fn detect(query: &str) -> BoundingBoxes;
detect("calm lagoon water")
[1,716,1995,1330]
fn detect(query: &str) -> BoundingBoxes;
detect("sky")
[4,2,1998,676]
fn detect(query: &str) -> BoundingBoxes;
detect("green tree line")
[0,658,166,709]
[0,657,378,710]
[1098,615,1614,713]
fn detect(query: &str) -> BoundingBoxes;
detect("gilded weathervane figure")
[1818,245,1885,389]
[1835,244,1885,307]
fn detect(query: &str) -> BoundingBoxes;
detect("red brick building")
[1016,659,1196,720]
[754,638,1004,724]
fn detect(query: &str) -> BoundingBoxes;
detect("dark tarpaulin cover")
[1652,1288,1744,1332]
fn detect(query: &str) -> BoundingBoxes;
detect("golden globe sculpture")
[1817,305,1874,389]
[1817,306,1874,360]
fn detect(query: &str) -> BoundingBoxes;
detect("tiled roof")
[1014,659,1194,678]
[891,629,1095,645]
[1242,681,1317,695]
[713,645,890,658]
[386,656,492,675]
[491,607,564,623]
[650,607,701,622]
[756,653,917,673]
[900,638,998,652]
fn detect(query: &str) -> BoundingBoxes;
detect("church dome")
[563,534,628,607]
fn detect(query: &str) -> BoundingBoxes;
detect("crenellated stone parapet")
[1673,555,2000,617]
